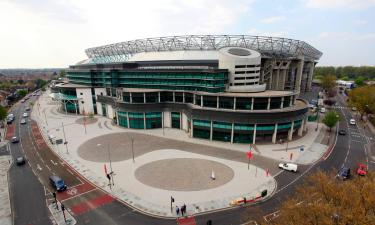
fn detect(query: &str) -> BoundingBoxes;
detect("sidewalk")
[30,90,330,217]
[0,154,12,225]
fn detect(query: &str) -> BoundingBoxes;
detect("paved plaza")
[30,90,330,217]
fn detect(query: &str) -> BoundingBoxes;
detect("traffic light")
[171,197,174,203]
[106,174,111,180]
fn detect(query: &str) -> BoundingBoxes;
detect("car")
[6,118,13,124]
[320,107,326,113]
[350,119,356,125]
[338,130,346,135]
[49,175,67,191]
[356,164,367,176]
[22,112,28,118]
[11,136,19,143]
[20,119,26,124]
[25,107,30,111]
[278,163,298,172]
[337,167,351,180]
[16,157,26,166]
[352,107,357,111]
[21,99,25,103]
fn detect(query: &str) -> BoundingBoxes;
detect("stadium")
[54,35,322,144]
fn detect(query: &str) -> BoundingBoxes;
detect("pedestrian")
[183,203,186,215]
[176,206,180,216]
[181,205,184,216]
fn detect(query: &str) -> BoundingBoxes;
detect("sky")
[0,0,374,68]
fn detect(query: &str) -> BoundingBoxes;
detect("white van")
[278,163,298,172]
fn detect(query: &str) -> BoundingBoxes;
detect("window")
[234,77,246,80]
[235,65,247,68]
[234,71,246,74]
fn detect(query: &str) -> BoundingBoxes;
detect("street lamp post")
[107,143,114,186]
[131,136,135,163]
[315,106,320,131]
[61,122,69,154]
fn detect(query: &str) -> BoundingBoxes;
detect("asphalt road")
[8,100,52,225]
[7,90,373,225]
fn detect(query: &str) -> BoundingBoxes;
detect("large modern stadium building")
[54,35,322,144]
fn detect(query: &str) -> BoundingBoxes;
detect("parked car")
[338,130,346,135]
[350,119,356,125]
[20,119,26,124]
[49,175,67,191]
[352,107,357,111]
[22,112,28,118]
[278,163,298,172]
[356,164,367,176]
[11,136,19,143]
[320,107,326,113]
[337,167,351,180]
[25,107,30,111]
[16,157,26,166]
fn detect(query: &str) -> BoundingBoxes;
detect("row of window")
[121,92,294,110]
[234,70,260,74]
[235,65,261,68]
[234,76,260,80]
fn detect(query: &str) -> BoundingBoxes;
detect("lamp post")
[315,106,320,131]
[131,136,135,163]
[61,122,69,154]
[97,143,114,186]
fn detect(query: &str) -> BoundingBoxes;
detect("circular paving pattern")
[135,158,234,191]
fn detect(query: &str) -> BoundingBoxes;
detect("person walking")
[176,206,180,216]
[183,204,186,215]
[181,205,184,216]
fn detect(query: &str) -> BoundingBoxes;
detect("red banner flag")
[104,164,108,175]
[246,151,253,160]
[266,169,269,177]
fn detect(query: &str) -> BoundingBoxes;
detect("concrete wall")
[76,88,94,115]
[163,111,171,128]
[96,102,103,115]
[181,112,188,131]
[107,104,114,119]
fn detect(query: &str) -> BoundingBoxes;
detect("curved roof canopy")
[85,35,322,64]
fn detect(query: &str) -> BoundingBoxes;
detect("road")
[7,90,373,225]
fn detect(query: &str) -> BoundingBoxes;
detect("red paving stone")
[70,194,114,216]
[57,182,95,201]
[5,124,15,140]
[31,122,48,149]
[177,217,197,225]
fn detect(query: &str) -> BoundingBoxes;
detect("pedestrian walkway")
[30,89,330,217]
[0,155,12,225]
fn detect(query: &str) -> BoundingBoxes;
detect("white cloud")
[0,0,255,68]
[260,16,285,24]
[303,0,375,10]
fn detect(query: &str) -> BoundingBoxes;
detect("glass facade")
[118,111,128,128]
[171,112,181,129]
[145,112,162,129]
[129,112,144,129]
[68,70,227,93]
[193,119,210,139]
[212,121,231,142]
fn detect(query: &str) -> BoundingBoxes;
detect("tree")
[59,70,66,78]
[17,89,27,98]
[35,79,47,89]
[348,86,375,120]
[322,111,340,132]
[0,105,7,121]
[355,76,366,86]
[320,75,337,92]
[262,171,375,225]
